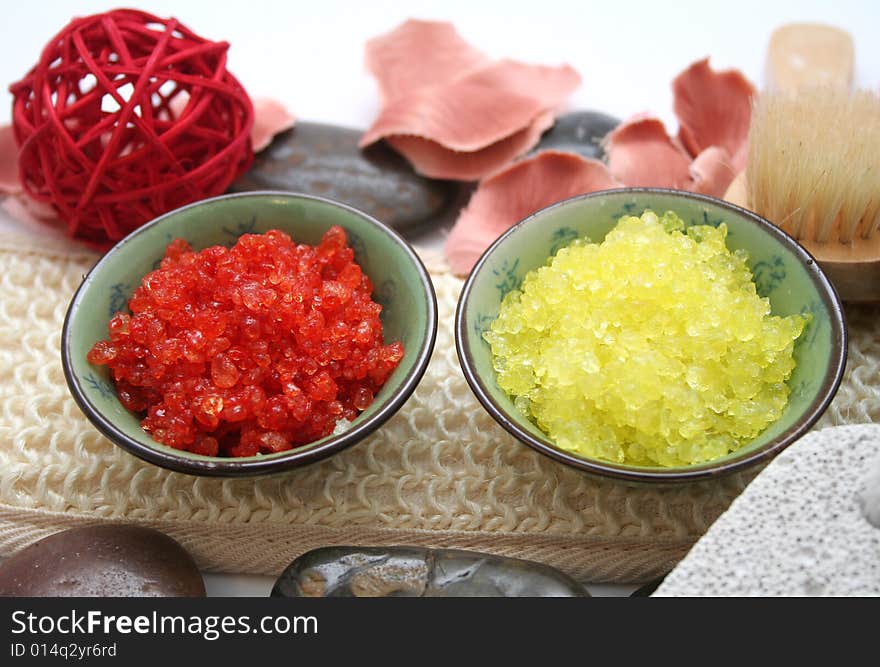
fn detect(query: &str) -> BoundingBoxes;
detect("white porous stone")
[859,451,880,529]
[653,424,880,596]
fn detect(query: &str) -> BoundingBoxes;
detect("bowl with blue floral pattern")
[62,191,437,476]
[455,188,847,484]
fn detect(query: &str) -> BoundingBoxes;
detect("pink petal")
[673,58,756,171]
[0,126,65,234]
[362,20,581,181]
[688,146,737,197]
[361,59,580,152]
[365,19,489,102]
[605,115,693,188]
[2,194,116,251]
[360,81,546,152]
[0,124,21,194]
[445,150,620,275]
[465,59,581,109]
[1,194,58,222]
[386,112,554,181]
[0,194,72,244]
[250,98,296,152]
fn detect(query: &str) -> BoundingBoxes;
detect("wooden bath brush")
[725,23,880,302]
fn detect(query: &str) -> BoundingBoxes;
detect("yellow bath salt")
[484,210,809,467]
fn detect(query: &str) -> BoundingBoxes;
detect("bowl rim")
[455,187,848,484]
[62,190,438,477]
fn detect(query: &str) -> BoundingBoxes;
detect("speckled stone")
[0,525,205,597]
[858,452,880,528]
[230,122,461,230]
[271,546,590,597]
[532,110,619,160]
[654,425,880,596]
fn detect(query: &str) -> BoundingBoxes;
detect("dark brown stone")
[0,525,205,597]
[630,576,667,597]
[271,546,589,597]
[230,123,462,231]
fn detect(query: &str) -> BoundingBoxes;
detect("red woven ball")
[9,8,254,248]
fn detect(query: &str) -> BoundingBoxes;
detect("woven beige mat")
[0,231,877,584]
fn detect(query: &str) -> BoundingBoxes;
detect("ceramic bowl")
[62,192,437,476]
[455,188,847,484]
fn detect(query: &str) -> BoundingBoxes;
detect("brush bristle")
[747,87,880,243]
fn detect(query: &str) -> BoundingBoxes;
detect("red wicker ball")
[9,8,254,248]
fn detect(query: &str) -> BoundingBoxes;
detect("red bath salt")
[87,226,404,457]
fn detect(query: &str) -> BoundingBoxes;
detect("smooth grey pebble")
[231,122,463,231]
[271,546,590,597]
[532,110,619,160]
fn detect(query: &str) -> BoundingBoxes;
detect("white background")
[1,0,877,596]
[3,0,879,132]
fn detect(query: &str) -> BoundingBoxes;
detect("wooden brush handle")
[727,24,880,302]
[766,23,854,92]
[726,24,854,206]
[763,25,877,301]
[723,171,748,209]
